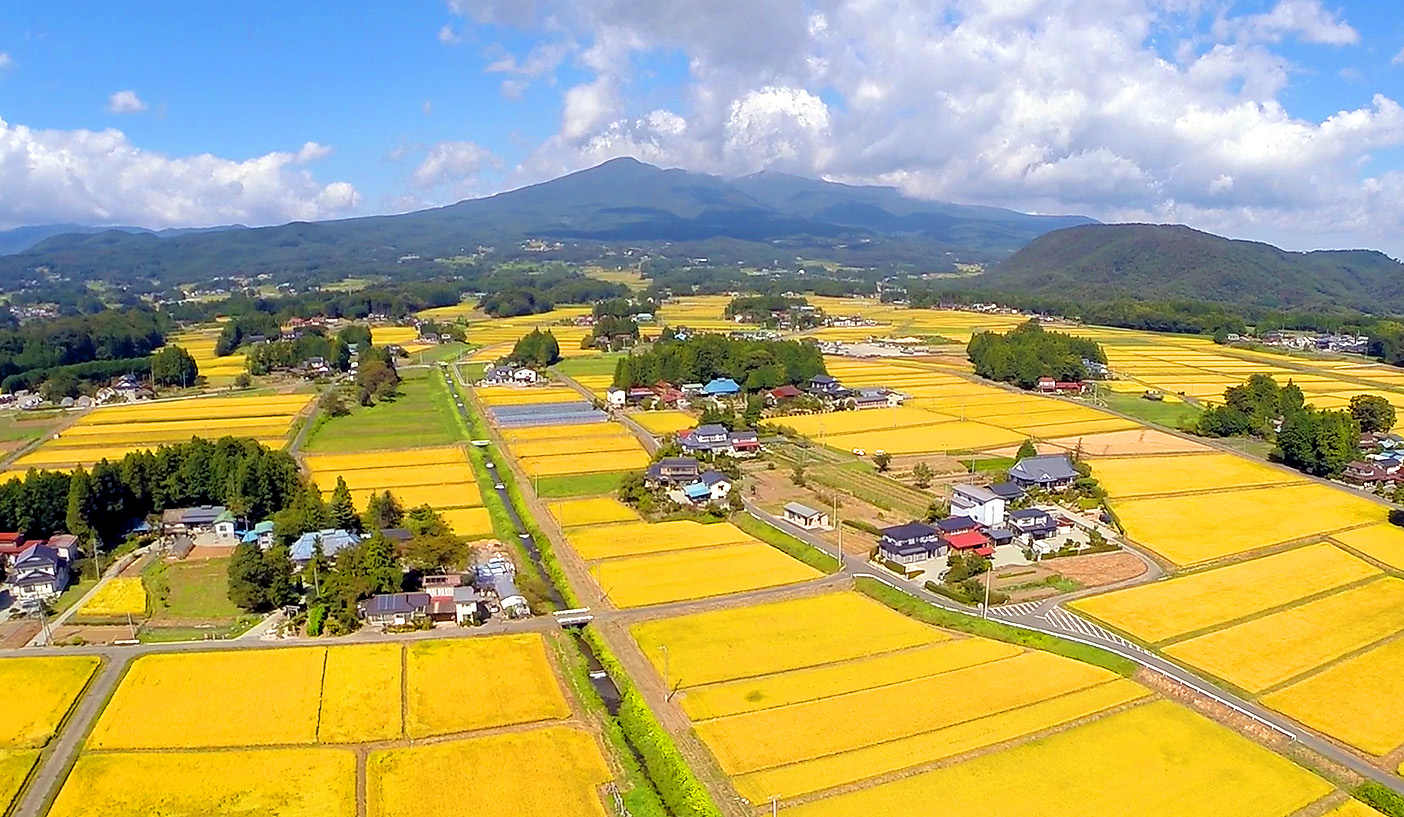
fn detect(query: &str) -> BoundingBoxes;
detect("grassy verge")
[552,635,667,817]
[535,471,632,498]
[733,512,840,574]
[553,354,625,377]
[855,577,1138,677]
[1100,390,1202,430]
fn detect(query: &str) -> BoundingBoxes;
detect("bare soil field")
[1047,552,1148,588]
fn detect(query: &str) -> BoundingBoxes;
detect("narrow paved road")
[27,547,150,647]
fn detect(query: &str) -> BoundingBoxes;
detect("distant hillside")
[0,158,1092,289]
[982,223,1404,313]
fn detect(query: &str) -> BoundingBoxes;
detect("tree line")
[967,321,1106,389]
[1195,374,1395,476]
[612,331,826,391]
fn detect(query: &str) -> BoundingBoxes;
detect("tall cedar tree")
[329,477,361,533]
[362,490,403,530]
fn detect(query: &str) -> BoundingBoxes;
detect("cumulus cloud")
[412,141,497,190]
[444,0,1404,252]
[0,118,361,229]
[106,90,148,115]
[0,53,12,72]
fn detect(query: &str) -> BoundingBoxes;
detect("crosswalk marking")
[988,602,1150,656]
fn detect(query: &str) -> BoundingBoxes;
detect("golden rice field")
[825,420,1026,454]
[1261,635,1404,756]
[1325,802,1387,817]
[367,727,611,817]
[503,422,631,442]
[547,496,640,527]
[311,462,477,492]
[74,577,148,619]
[343,483,483,513]
[567,519,753,560]
[0,656,100,749]
[782,701,1333,817]
[318,644,402,743]
[1090,453,1304,497]
[632,593,948,688]
[1164,577,1404,693]
[404,636,570,738]
[13,394,312,469]
[694,650,1119,776]
[1110,482,1382,566]
[370,325,419,346]
[165,328,247,382]
[0,750,38,816]
[1329,523,1404,571]
[303,446,489,535]
[477,387,584,405]
[629,410,696,434]
[48,748,356,817]
[439,507,494,538]
[1071,544,1381,644]
[594,541,822,608]
[88,648,326,749]
[302,446,468,471]
[519,449,651,477]
[679,639,1020,720]
[774,406,957,436]
[511,433,638,457]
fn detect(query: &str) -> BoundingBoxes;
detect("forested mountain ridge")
[0,158,1092,289]
[982,223,1404,313]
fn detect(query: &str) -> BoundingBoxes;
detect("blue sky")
[2,0,1404,253]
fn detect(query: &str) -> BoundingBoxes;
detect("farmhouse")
[606,388,626,407]
[934,516,981,536]
[728,429,761,455]
[808,374,844,396]
[768,384,802,403]
[701,378,740,396]
[290,529,362,564]
[680,424,730,453]
[1344,460,1393,488]
[943,530,994,558]
[1008,454,1079,491]
[11,543,68,600]
[161,505,229,536]
[1009,508,1058,539]
[950,484,1005,528]
[987,481,1026,502]
[422,574,463,598]
[0,532,25,565]
[783,502,831,530]
[681,471,733,504]
[493,575,530,618]
[877,522,941,564]
[242,521,277,549]
[646,457,701,486]
[360,592,431,626]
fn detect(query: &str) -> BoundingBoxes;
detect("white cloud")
[1231,0,1358,45]
[422,99,434,115]
[0,53,12,72]
[1393,46,1404,66]
[412,141,497,189]
[438,24,461,45]
[106,90,148,115]
[443,0,1404,252]
[0,118,361,229]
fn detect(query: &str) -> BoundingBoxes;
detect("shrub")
[844,518,882,536]
[1356,783,1404,816]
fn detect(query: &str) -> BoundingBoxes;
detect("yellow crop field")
[502,423,627,442]
[1330,523,1404,571]
[632,592,945,687]
[73,394,311,424]
[0,656,99,748]
[567,519,752,560]
[1165,577,1404,693]
[75,577,148,618]
[734,680,1150,801]
[695,650,1116,775]
[304,446,466,471]
[0,750,38,815]
[1112,483,1382,565]
[88,648,324,749]
[998,417,1140,437]
[368,727,610,817]
[682,640,1020,720]
[49,748,356,817]
[477,387,580,405]
[783,701,1332,817]
[48,423,292,448]
[826,421,1026,453]
[775,406,956,436]
[1090,453,1303,497]
[371,325,418,345]
[1070,544,1380,644]
[312,463,476,492]
[548,497,639,527]
[344,482,482,511]
[441,507,493,537]
[511,434,637,457]
[520,449,651,476]
[1323,802,1386,817]
[318,644,402,743]
[405,635,569,738]
[63,415,293,437]
[631,410,696,434]
[1262,635,1404,755]
[596,541,821,608]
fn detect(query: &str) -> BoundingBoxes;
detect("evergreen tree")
[151,345,199,387]
[64,467,95,544]
[330,477,360,532]
[227,541,269,611]
[263,545,297,608]
[1015,439,1038,461]
[362,490,403,531]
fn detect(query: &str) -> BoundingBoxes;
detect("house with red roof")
[942,530,994,558]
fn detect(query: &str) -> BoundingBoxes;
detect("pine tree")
[1015,439,1038,461]
[227,541,269,611]
[362,490,403,531]
[330,477,360,532]
[65,467,95,543]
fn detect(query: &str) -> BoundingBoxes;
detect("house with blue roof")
[290,529,362,564]
[242,521,276,549]
[701,377,740,396]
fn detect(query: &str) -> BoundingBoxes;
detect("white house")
[11,544,68,601]
[606,388,627,408]
[512,368,539,384]
[783,502,831,530]
[949,484,1005,528]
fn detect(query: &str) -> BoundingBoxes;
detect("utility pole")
[660,645,672,701]
[982,556,992,619]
